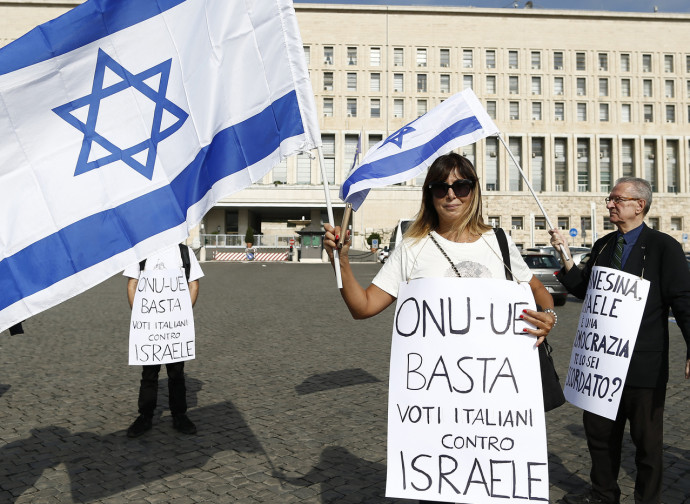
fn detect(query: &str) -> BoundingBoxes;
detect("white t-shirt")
[123,245,204,281]
[372,229,532,298]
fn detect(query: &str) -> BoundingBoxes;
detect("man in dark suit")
[549,177,690,504]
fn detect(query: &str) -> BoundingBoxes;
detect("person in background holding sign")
[124,243,203,438]
[325,153,557,504]
[549,177,690,504]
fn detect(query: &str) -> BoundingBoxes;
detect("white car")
[377,246,390,263]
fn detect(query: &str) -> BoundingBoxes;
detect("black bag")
[495,228,566,412]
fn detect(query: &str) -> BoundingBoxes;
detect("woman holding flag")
[324,152,556,503]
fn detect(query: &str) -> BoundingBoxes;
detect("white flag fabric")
[340,88,498,211]
[0,0,320,331]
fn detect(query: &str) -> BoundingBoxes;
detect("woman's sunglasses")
[428,179,475,199]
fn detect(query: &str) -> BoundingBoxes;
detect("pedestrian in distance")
[123,243,203,438]
[549,176,690,504]
[325,152,558,504]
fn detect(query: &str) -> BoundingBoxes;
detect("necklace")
[428,232,462,277]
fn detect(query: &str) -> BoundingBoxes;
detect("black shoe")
[172,414,197,434]
[127,415,152,438]
[563,491,612,504]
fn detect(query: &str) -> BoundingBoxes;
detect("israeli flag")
[0,0,320,331]
[340,89,498,211]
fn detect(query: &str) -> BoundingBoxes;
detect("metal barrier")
[201,234,297,248]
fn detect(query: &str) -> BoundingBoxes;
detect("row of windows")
[306,45,690,75]
[498,215,682,234]
[321,70,690,100]
[323,96,690,124]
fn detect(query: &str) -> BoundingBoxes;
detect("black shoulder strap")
[179,243,191,282]
[494,228,513,281]
[139,259,146,272]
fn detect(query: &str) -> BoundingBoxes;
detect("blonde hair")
[406,153,491,242]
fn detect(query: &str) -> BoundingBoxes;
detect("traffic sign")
[569,228,578,237]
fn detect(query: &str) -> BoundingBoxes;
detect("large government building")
[2,1,690,252]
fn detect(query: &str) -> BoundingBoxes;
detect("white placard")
[386,278,549,503]
[128,268,195,365]
[563,266,650,420]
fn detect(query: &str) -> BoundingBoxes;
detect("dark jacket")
[557,224,690,388]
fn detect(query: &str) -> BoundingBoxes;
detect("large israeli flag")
[340,89,498,211]
[0,0,320,331]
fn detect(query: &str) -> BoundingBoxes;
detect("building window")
[344,134,359,175]
[417,73,427,92]
[440,48,451,68]
[347,72,357,91]
[535,217,547,230]
[370,98,381,118]
[323,97,333,117]
[554,138,568,191]
[687,54,690,72]
[303,46,310,65]
[486,101,497,119]
[558,216,570,230]
[554,77,564,95]
[644,139,657,191]
[297,153,311,184]
[511,216,524,230]
[531,51,541,69]
[440,74,451,93]
[577,139,590,192]
[272,159,287,184]
[531,76,542,95]
[666,104,676,123]
[555,102,565,121]
[553,51,564,70]
[577,103,587,121]
[599,78,609,96]
[622,139,635,177]
[486,75,496,94]
[485,137,499,191]
[670,217,682,230]
[576,77,587,96]
[488,216,501,228]
[665,80,675,98]
[598,52,609,71]
[486,49,496,69]
[531,137,545,191]
[642,53,652,72]
[463,49,473,68]
[509,101,519,120]
[621,78,631,97]
[603,217,615,230]
[509,137,523,191]
[393,73,404,92]
[648,217,659,230]
[322,134,335,184]
[643,79,653,97]
[347,47,357,65]
[324,46,334,65]
[393,99,404,117]
[532,102,542,120]
[417,99,428,117]
[664,54,674,73]
[576,52,586,71]
[620,53,631,72]
[346,98,357,117]
[621,103,632,122]
[599,138,612,192]
[393,47,404,66]
[416,47,427,67]
[323,72,333,91]
[644,104,653,122]
[509,76,519,94]
[463,75,473,90]
[370,73,381,92]
[666,139,679,192]
[599,103,609,122]
[370,47,381,66]
[508,50,519,69]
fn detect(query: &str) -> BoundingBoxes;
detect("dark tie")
[611,234,625,270]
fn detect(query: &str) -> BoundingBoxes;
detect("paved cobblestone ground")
[1,262,688,503]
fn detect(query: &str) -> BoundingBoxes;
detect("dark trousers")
[137,362,187,417]
[584,386,666,504]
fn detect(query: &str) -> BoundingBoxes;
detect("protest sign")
[128,268,195,365]
[563,266,650,419]
[386,277,548,503]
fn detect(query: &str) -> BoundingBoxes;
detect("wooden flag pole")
[496,133,570,261]
[316,145,343,288]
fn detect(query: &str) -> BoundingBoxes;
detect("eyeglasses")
[604,196,639,205]
[428,179,475,199]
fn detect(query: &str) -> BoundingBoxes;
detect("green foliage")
[367,232,382,247]
[245,226,255,244]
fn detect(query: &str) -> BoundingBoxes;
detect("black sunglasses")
[428,179,475,199]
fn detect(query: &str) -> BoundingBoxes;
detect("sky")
[295,0,690,14]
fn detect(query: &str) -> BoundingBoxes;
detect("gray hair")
[614,177,652,214]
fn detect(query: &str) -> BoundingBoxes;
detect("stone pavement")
[1,262,689,503]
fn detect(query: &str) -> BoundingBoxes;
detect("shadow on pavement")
[295,368,381,395]
[0,384,9,398]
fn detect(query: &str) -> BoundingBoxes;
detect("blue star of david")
[382,125,416,149]
[53,48,188,179]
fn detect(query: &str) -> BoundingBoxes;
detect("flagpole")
[316,145,344,288]
[496,133,570,261]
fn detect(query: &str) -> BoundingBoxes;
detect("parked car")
[521,252,568,306]
[525,245,590,265]
[377,246,390,263]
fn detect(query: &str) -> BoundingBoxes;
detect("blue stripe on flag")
[0,0,187,75]
[341,115,482,200]
[0,90,303,312]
